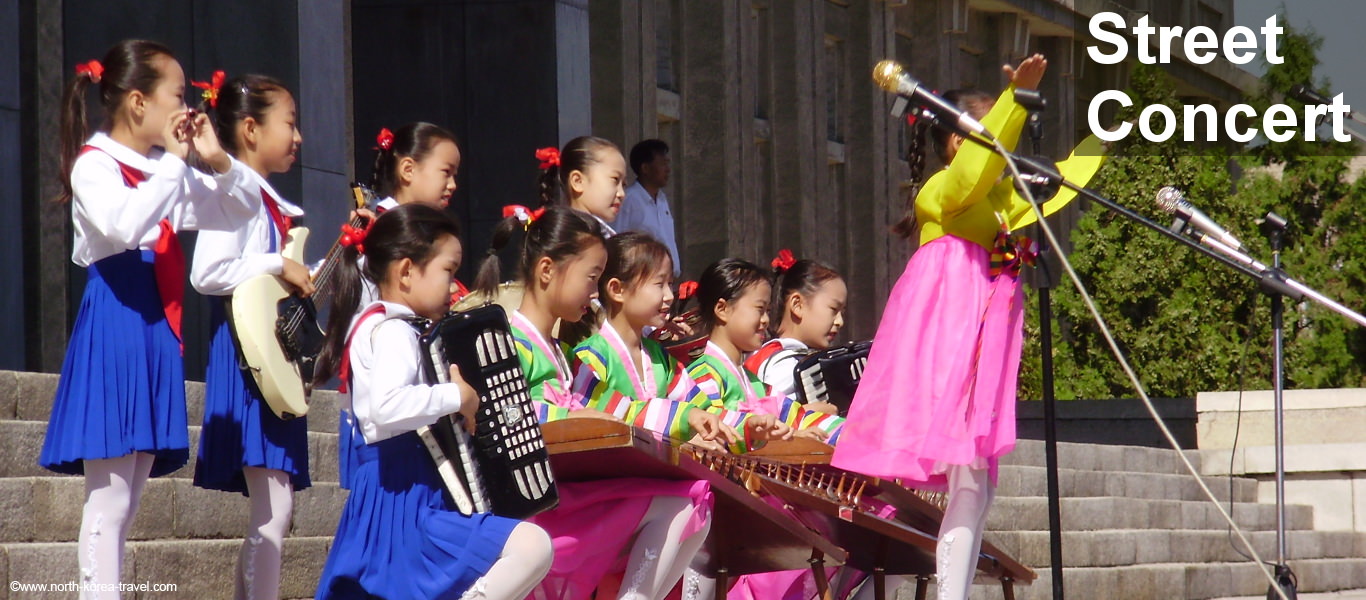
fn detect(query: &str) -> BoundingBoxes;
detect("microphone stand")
[943,121,1366,600]
[1015,88,1065,600]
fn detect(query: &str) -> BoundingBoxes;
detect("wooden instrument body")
[541,419,847,576]
[230,226,314,419]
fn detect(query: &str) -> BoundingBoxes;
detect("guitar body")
[231,226,316,419]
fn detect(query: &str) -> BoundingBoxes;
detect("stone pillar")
[297,0,353,265]
[676,0,746,267]
[766,1,822,261]
[28,0,66,372]
[588,0,656,148]
[556,0,592,142]
[841,0,897,339]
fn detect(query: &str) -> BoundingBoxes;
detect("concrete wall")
[1197,388,1366,533]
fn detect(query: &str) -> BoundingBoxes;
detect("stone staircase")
[963,441,1366,599]
[3,369,1365,599]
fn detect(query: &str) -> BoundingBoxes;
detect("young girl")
[341,121,464,490]
[39,39,253,594]
[474,208,715,600]
[744,252,847,411]
[537,136,626,235]
[188,73,310,600]
[572,232,787,454]
[830,55,1050,600]
[687,259,845,444]
[370,121,461,212]
[313,203,552,599]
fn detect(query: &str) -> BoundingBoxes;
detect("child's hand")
[280,258,316,296]
[804,401,840,416]
[349,208,377,225]
[163,110,192,160]
[687,434,726,452]
[1003,54,1047,91]
[565,408,623,422]
[188,112,232,173]
[449,364,479,434]
[744,414,793,442]
[794,427,831,442]
[662,316,694,339]
[686,408,738,447]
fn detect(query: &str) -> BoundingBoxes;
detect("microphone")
[1288,84,1331,106]
[873,60,990,138]
[1155,187,1244,251]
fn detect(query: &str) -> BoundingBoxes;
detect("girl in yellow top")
[832,54,1051,600]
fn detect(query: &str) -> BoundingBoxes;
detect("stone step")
[0,420,340,483]
[959,558,1366,600]
[0,537,330,600]
[996,464,1260,503]
[0,370,345,435]
[987,496,1316,532]
[984,529,1366,569]
[0,477,346,545]
[1002,438,1204,476]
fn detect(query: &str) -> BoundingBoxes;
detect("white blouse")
[345,301,467,444]
[190,157,305,296]
[70,132,253,267]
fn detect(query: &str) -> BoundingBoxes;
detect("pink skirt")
[530,478,713,599]
[831,235,1024,491]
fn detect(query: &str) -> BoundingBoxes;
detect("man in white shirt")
[615,139,681,276]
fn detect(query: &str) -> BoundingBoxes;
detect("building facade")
[1,0,1255,375]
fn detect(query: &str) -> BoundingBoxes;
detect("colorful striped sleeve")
[773,395,847,445]
[571,345,646,422]
[514,335,574,423]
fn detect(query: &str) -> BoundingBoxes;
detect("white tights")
[619,496,711,600]
[934,465,995,600]
[461,522,555,600]
[79,453,155,599]
[237,467,294,600]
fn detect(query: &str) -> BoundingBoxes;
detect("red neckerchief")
[336,305,389,393]
[80,145,185,349]
[260,188,293,247]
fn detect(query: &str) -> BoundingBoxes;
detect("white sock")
[681,568,715,600]
[79,453,153,599]
[461,522,554,600]
[238,467,294,600]
[935,466,994,600]
[619,496,711,600]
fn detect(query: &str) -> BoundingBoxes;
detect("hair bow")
[771,249,796,273]
[677,281,699,301]
[191,70,226,109]
[375,128,395,151]
[535,146,561,169]
[503,204,546,229]
[75,60,103,83]
[340,222,372,254]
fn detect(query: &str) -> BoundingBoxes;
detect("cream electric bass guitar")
[230,184,374,419]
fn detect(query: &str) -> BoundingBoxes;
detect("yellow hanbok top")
[915,85,1107,251]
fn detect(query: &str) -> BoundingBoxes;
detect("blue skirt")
[338,408,362,490]
[192,297,311,494]
[317,431,518,599]
[40,250,189,478]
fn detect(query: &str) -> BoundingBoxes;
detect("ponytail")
[535,136,619,208]
[890,116,931,240]
[313,204,461,386]
[473,216,523,299]
[473,206,605,298]
[59,40,175,203]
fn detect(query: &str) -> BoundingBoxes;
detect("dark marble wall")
[0,0,22,370]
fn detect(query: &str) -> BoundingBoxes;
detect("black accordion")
[412,305,559,519]
[793,340,872,417]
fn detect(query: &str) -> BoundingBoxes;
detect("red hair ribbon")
[502,204,546,228]
[75,60,103,83]
[191,70,226,108]
[677,281,699,301]
[535,146,561,170]
[771,249,796,273]
[375,128,395,152]
[340,222,372,254]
